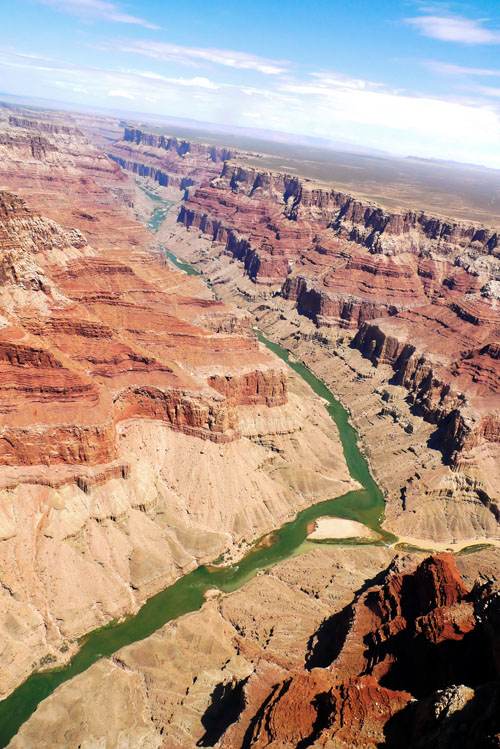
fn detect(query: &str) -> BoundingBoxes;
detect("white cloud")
[276,72,500,143]
[424,60,500,76]
[37,0,159,29]
[310,71,383,90]
[474,86,500,98]
[405,13,500,43]
[108,88,135,99]
[133,71,219,89]
[106,40,288,74]
[1,46,500,168]
[0,49,221,93]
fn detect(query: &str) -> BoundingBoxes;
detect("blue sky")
[1,0,500,166]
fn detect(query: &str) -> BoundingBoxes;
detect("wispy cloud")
[405,13,500,43]
[473,86,500,98]
[0,49,221,93]
[275,70,500,144]
[424,60,500,76]
[1,46,500,167]
[106,40,289,74]
[284,71,384,94]
[136,71,219,89]
[37,0,159,29]
[108,88,135,99]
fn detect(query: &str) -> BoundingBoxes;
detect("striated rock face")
[207,369,287,406]
[352,311,500,467]
[213,162,499,256]
[108,152,196,191]
[177,188,314,285]
[0,121,289,467]
[221,553,500,748]
[241,673,412,749]
[124,127,233,161]
[106,128,235,199]
[0,188,263,465]
[163,146,500,541]
[8,115,77,136]
[0,112,362,699]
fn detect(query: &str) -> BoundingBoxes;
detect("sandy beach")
[308,516,377,541]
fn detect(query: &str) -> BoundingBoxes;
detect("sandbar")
[308,516,377,541]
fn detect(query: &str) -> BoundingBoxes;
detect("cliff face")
[0,112,375,703]
[106,128,234,197]
[0,117,145,250]
[20,547,499,749]
[177,188,314,285]
[170,153,500,517]
[352,310,500,467]
[221,554,500,748]
[107,153,195,190]
[123,127,233,161]
[215,162,499,256]
[8,115,77,136]
[0,188,281,468]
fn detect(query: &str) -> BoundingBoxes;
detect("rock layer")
[0,112,357,697]
[141,131,500,544]
[222,553,500,748]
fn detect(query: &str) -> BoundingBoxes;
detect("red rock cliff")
[220,554,500,748]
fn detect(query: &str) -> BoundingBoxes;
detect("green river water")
[0,195,393,747]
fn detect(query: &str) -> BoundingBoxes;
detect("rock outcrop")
[221,553,500,748]
[9,547,500,749]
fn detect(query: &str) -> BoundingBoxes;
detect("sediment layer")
[0,112,357,698]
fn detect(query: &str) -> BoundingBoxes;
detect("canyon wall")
[214,162,499,256]
[124,127,233,161]
[173,160,500,451]
[221,552,500,748]
[0,111,359,699]
[122,127,500,544]
[106,127,236,197]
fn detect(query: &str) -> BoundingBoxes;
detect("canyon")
[0,107,499,748]
[9,547,500,747]
[0,110,359,704]
[137,131,500,547]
